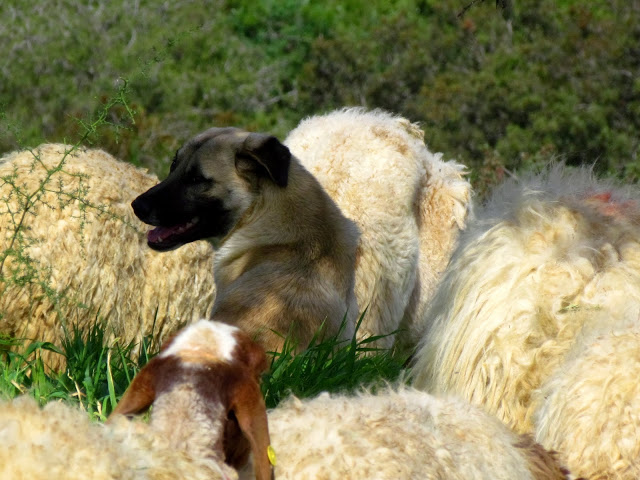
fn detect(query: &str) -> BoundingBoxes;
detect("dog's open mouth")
[147,217,200,251]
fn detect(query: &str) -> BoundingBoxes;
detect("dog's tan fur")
[133,128,359,352]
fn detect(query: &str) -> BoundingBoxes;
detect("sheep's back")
[0,144,215,367]
[285,108,471,348]
[535,322,640,479]
[265,389,566,480]
[0,396,234,480]
[412,166,640,434]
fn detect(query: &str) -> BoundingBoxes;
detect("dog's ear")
[236,133,291,187]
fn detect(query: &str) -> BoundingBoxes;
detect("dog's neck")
[212,159,355,289]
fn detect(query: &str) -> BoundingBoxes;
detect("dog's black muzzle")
[132,180,232,251]
[131,180,175,226]
[131,194,154,225]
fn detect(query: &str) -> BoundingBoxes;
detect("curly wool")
[0,144,215,367]
[412,165,640,433]
[0,396,236,480]
[285,108,471,348]
[257,388,568,480]
[535,315,640,480]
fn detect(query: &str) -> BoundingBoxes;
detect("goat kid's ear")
[233,331,269,379]
[106,359,158,423]
[235,133,291,188]
[231,379,273,480]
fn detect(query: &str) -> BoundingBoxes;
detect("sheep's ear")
[107,359,158,422]
[236,133,290,187]
[230,379,274,480]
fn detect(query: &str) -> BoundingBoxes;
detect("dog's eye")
[187,170,208,185]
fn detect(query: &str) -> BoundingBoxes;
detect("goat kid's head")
[108,320,273,480]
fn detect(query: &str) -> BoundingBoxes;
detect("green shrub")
[3,1,639,194]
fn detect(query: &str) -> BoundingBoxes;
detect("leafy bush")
[2,0,638,193]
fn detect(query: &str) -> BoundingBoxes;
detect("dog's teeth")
[180,218,198,233]
[148,218,198,245]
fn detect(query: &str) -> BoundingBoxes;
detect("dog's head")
[132,127,291,251]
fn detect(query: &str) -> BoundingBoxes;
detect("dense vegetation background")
[2,0,638,196]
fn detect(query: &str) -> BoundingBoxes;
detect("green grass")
[0,320,153,421]
[0,315,409,421]
[262,313,409,408]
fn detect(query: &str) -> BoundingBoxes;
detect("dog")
[132,127,359,352]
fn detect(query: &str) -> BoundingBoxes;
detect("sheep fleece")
[285,108,471,348]
[535,322,640,480]
[0,144,215,365]
[261,389,567,480]
[412,166,640,434]
[0,396,236,480]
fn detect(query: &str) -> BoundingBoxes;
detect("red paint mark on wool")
[590,192,612,203]
[584,191,638,219]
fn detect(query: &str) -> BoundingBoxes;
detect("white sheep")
[285,108,471,349]
[411,165,640,434]
[0,144,215,367]
[0,396,237,480]
[241,388,569,480]
[0,319,274,480]
[534,312,640,480]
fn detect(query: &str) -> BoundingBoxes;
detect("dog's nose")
[131,195,152,222]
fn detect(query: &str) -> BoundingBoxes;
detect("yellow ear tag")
[267,445,277,466]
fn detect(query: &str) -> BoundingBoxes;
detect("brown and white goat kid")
[109,319,274,480]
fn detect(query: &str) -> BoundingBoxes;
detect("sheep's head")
[108,320,273,480]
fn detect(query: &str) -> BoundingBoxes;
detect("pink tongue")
[147,226,175,244]
[147,219,198,244]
